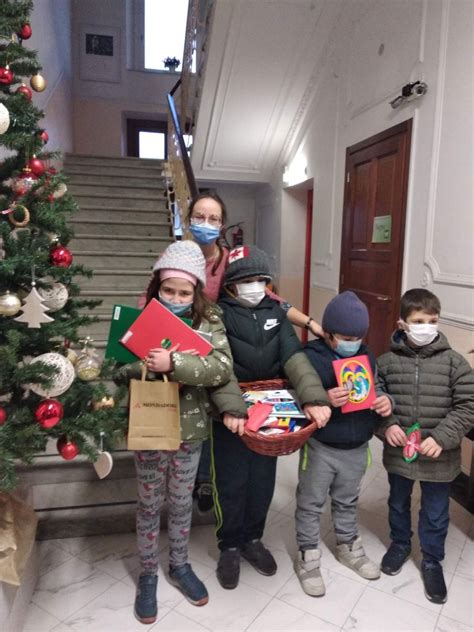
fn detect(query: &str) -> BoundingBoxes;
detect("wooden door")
[340,120,412,356]
[301,189,313,344]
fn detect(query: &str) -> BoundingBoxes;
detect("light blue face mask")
[159,294,193,316]
[335,338,362,357]
[189,222,220,245]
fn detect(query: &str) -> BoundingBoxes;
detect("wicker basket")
[239,379,316,457]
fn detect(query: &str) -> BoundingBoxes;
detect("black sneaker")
[421,561,447,604]
[217,548,240,589]
[134,573,158,624]
[241,539,277,576]
[195,482,214,513]
[381,543,411,575]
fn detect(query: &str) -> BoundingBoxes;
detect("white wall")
[276,0,473,357]
[71,0,178,156]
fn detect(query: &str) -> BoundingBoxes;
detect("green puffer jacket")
[115,310,246,442]
[377,331,474,482]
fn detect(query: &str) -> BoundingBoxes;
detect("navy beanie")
[322,291,369,338]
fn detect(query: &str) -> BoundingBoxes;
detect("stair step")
[75,195,164,210]
[65,154,165,169]
[74,251,159,270]
[66,164,166,178]
[78,270,151,291]
[68,175,166,189]
[69,218,171,238]
[69,184,165,199]
[80,290,142,311]
[74,208,169,223]
[70,234,172,252]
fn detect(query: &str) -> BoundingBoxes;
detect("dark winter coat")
[210,294,328,414]
[377,331,474,482]
[304,338,382,448]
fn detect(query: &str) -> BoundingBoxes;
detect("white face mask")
[404,323,438,346]
[234,281,266,307]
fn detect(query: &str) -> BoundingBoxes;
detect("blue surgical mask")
[189,222,220,245]
[335,338,362,357]
[159,294,193,316]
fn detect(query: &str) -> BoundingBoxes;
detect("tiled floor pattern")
[24,439,473,632]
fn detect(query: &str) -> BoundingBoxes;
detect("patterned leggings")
[134,441,202,574]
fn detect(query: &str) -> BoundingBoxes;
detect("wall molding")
[423,0,474,289]
[440,312,474,330]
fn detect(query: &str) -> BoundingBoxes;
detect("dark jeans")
[388,472,450,564]
[196,438,211,484]
[212,420,277,551]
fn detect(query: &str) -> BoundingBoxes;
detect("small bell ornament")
[76,337,101,381]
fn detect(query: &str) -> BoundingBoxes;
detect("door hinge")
[340,273,344,286]
[346,172,350,183]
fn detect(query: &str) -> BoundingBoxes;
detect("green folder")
[105,304,193,364]
[105,304,142,364]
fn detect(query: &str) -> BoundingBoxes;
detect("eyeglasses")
[190,214,222,227]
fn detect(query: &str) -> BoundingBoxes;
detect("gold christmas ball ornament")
[27,352,75,397]
[65,348,78,366]
[38,282,68,312]
[30,73,47,92]
[0,291,21,316]
[92,396,115,410]
[76,353,101,381]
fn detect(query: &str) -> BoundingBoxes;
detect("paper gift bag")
[0,492,38,586]
[127,366,181,451]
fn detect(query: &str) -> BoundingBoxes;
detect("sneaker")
[195,482,214,513]
[421,560,447,604]
[241,539,277,576]
[294,549,325,597]
[335,536,380,579]
[169,563,209,606]
[381,542,411,576]
[217,548,240,589]
[134,573,158,624]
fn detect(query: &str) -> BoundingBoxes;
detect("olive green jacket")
[115,311,246,442]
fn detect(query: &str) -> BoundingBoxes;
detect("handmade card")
[332,354,376,413]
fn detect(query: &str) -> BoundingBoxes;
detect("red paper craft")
[332,354,376,413]
[403,422,421,462]
[120,298,213,359]
[245,402,274,432]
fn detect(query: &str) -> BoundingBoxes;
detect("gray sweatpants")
[134,441,202,574]
[295,437,368,550]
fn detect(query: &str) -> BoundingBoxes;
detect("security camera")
[390,81,428,108]
[412,82,428,96]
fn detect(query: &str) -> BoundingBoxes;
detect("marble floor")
[24,439,473,632]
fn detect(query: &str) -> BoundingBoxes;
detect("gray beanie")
[153,240,206,287]
[224,245,272,285]
[322,291,369,338]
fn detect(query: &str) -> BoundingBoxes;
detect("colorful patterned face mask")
[403,422,421,462]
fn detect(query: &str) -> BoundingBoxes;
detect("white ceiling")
[191,0,342,183]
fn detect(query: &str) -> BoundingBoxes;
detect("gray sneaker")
[294,548,325,597]
[335,536,380,579]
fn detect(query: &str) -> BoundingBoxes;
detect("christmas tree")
[0,0,127,490]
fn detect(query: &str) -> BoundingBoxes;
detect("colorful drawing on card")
[332,354,376,413]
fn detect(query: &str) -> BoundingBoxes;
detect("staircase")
[21,154,175,539]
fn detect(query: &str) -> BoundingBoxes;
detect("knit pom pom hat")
[153,240,206,287]
[224,245,272,285]
[322,291,369,338]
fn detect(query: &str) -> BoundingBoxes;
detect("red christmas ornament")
[16,84,32,101]
[34,399,64,429]
[57,436,79,460]
[50,244,73,268]
[0,407,7,425]
[28,156,46,177]
[12,169,38,196]
[39,130,49,143]
[48,167,57,175]
[17,23,32,39]
[0,66,14,85]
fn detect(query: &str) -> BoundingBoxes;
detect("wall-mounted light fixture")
[389,81,428,109]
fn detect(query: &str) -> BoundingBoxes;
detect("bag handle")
[141,362,169,383]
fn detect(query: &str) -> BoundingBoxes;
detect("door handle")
[376,296,390,301]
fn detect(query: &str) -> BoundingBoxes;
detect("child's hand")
[223,414,246,436]
[419,437,443,458]
[371,395,392,417]
[327,386,350,408]
[146,344,179,372]
[385,424,407,447]
[304,404,331,428]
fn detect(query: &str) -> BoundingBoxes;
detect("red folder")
[245,402,274,432]
[120,298,213,359]
[332,354,376,413]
